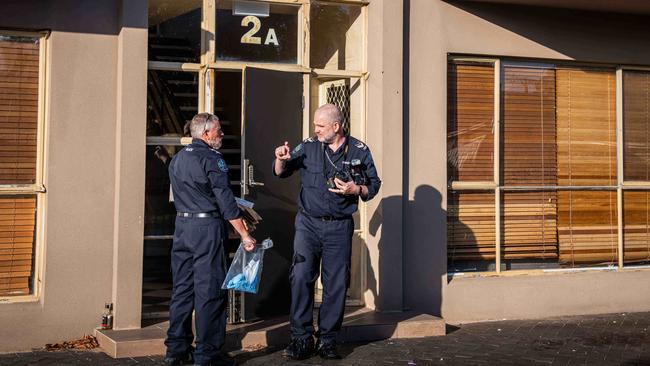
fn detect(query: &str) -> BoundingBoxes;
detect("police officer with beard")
[273,104,381,360]
[165,113,256,366]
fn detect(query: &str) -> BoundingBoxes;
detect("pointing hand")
[275,141,291,160]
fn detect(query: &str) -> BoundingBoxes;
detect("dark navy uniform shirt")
[274,136,381,218]
[169,138,240,220]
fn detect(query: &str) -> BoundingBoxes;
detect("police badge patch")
[217,158,228,172]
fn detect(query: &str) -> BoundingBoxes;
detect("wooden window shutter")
[0,38,39,185]
[447,62,494,182]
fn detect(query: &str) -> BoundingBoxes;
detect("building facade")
[2,0,650,352]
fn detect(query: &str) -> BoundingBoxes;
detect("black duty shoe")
[164,351,194,365]
[316,341,342,360]
[282,337,315,360]
[193,353,236,366]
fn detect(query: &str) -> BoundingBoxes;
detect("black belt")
[177,211,219,218]
[299,208,351,222]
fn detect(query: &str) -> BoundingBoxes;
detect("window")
[623,70,650,266]
[447,58,630,272]
[0,33,46,297]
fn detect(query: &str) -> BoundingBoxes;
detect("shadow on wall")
[0,0,146,35]
[367,185,449,316]
[445,0,650,65]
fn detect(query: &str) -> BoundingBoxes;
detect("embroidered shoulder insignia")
[304,137,315,143]
[355,141,367,150]
[185,147,194,152]
[217,158,228,172]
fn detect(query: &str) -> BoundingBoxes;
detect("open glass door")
[236,66,303,322]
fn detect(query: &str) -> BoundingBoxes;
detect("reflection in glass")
[148,0,202,63]
[624,191,650,265]
[216,0,298,63]
[310,3,363,70]
[447,191,496,272]
[623,71,650,181]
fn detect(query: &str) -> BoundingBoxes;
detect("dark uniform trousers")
[290,211,354,343]
[165,216,227,364]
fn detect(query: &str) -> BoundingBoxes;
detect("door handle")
[248,162,265,187]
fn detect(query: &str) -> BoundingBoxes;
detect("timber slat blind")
[623,71,650,181]
[0,196,36,296]
[623,191,650,264]
[0,36,40,297]
[556,69,617,265]
[501,67,559,261]
[0,39,39,185]
[448,192,495,261]
[558,191,617,265]
[502,67,557,186]
[502,192,558,260]
[447,62,494,182]
[448,61,624,269]
[556,69,616,187]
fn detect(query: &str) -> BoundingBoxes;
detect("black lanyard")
[321,139,349,179]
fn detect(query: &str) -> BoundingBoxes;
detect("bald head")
[314,104,344,127]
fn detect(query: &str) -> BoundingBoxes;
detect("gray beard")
[318,133,336,144]
[208,139,222,149]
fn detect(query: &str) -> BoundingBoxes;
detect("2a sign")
[240,16,279,46]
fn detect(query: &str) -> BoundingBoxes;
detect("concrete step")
[95,308,445,358]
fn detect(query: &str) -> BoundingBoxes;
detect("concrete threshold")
[95,307,445,358]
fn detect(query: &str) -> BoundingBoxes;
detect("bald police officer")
[273,104,381,360]
[165,113,256,366]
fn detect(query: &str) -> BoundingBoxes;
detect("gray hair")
[315,104,345,129]
[189,113,219,139]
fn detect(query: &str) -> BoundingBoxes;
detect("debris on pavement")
[44,335,99,351]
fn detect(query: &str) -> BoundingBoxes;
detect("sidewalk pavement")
[2,311,650,365]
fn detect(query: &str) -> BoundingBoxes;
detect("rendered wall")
[0,0,147,351]
[406,0,650,322]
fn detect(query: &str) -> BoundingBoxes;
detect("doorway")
[142,0,369,325]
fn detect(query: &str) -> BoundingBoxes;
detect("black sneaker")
[316,340,342,360]
[282,337,315,360]
[164,351,194,365]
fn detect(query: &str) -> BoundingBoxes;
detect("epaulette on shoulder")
[303,136,317,144]
[351,137,368,151]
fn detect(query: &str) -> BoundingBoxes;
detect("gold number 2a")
[241,16,262,45]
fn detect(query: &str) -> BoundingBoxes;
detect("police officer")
[273,104,381,360]
[165,113,256,366]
